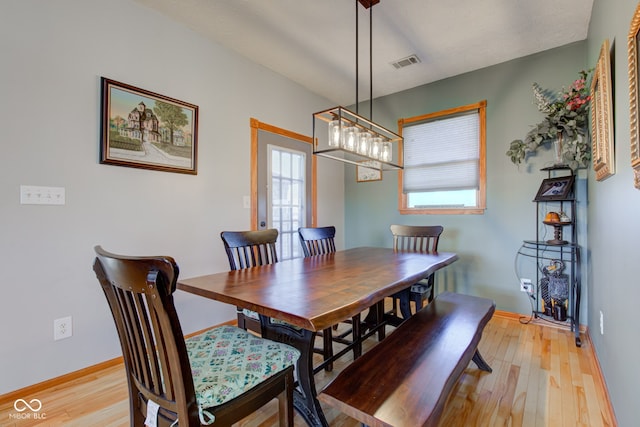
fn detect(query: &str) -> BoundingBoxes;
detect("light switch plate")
[20,185,65,205]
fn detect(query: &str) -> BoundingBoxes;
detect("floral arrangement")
[506,70,592,169]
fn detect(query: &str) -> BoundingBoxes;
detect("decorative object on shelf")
[543,211,561,223]
[312,0,403,173]
[100,78,198,175]
[628,3,640,189]
[543,211,570,225]
[543,260,569,321]
[534,175,575,201]
[544,220,569,245]
[590,39,615,181]
[506,69,592,170]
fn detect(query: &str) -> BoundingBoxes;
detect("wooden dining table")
[177,246,458,427]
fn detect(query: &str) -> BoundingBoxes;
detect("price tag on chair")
[144,399,160,427]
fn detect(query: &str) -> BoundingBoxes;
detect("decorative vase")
[553,132,564,165]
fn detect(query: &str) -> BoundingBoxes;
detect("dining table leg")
[260,315,329,427]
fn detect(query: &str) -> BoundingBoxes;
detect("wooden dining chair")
[220,229,279,335]
[298,226,337,258]
[388,224,444,321]
[93,246,299,427]
[298,226,360,371]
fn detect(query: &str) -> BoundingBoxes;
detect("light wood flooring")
[0,311,616,426]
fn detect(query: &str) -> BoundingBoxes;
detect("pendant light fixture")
[312,0,403,171]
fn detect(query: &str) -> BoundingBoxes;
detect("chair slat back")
[298,226,336,257]
[221,229,279,270]
[93,246,198,426]
[390,224,443,253]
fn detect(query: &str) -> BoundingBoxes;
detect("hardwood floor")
[0,311,616,426]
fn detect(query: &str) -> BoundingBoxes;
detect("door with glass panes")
[254,122,314,261]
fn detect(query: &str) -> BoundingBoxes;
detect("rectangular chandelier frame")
[313,106,403,171]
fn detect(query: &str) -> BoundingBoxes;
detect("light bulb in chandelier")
[343,126,359,151]
[328,118,342,148]
[370,137,382,159]
[381,141,392,162]
[358,131,371,155]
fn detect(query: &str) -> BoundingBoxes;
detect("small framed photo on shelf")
[534,175,575,201]
[356,160,382,182]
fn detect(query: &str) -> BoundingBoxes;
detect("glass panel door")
[268,145,306,260]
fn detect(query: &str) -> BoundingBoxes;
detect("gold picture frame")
[590,39,615,181]
[356,160,382,182]
[629,3,640,188]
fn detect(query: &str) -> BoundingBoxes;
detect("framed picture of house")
[590,39,614,182]
[534,175,575,201]
[356,160,382,182]
[100,78,198,174]
[628,4,640,188]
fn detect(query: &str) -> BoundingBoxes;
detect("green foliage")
[153,101,188,145]
[108,131,143,151]
[506,70,592,170]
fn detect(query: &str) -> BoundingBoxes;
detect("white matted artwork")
[357,160,382,182]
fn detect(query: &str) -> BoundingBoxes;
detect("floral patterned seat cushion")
[242,308,260,320]
[185,325,300,416]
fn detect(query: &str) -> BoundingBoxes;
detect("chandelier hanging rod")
[311,0,403,171]
[354,0,375,121]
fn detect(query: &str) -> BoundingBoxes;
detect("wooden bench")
[318,291,496,427]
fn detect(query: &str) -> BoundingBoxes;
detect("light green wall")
[345,42,588,318]
[586,1,640,426]
[345,1,640,423]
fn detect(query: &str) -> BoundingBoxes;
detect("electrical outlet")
[600,311,604,335]
[519,278,533,293]
[54,316,73,341]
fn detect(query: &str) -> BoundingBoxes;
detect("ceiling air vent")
[390,54,421,69]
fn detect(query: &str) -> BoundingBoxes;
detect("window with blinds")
[398,101,486,214]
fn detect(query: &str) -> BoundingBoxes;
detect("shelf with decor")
[516,165,582,347]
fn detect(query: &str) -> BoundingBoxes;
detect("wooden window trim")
[397,101,487,215]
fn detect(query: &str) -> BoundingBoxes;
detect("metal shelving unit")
[517,166,582,347]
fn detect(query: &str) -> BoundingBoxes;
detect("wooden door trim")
[250,118,317,229]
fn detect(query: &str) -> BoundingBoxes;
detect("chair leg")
[428,275,435,302]
[277,369,295,427]
[351,313,362,359]
[236,308,246,329]
[413,292,424,311]
[399,291,412,320]
[375,301,386,341]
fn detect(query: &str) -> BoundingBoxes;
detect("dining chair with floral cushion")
[93,245,299,426]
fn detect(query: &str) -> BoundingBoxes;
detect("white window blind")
[403,111,480,193]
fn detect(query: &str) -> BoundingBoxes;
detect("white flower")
[532,83,553,114]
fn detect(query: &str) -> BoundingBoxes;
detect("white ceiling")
[134,0,594,106]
